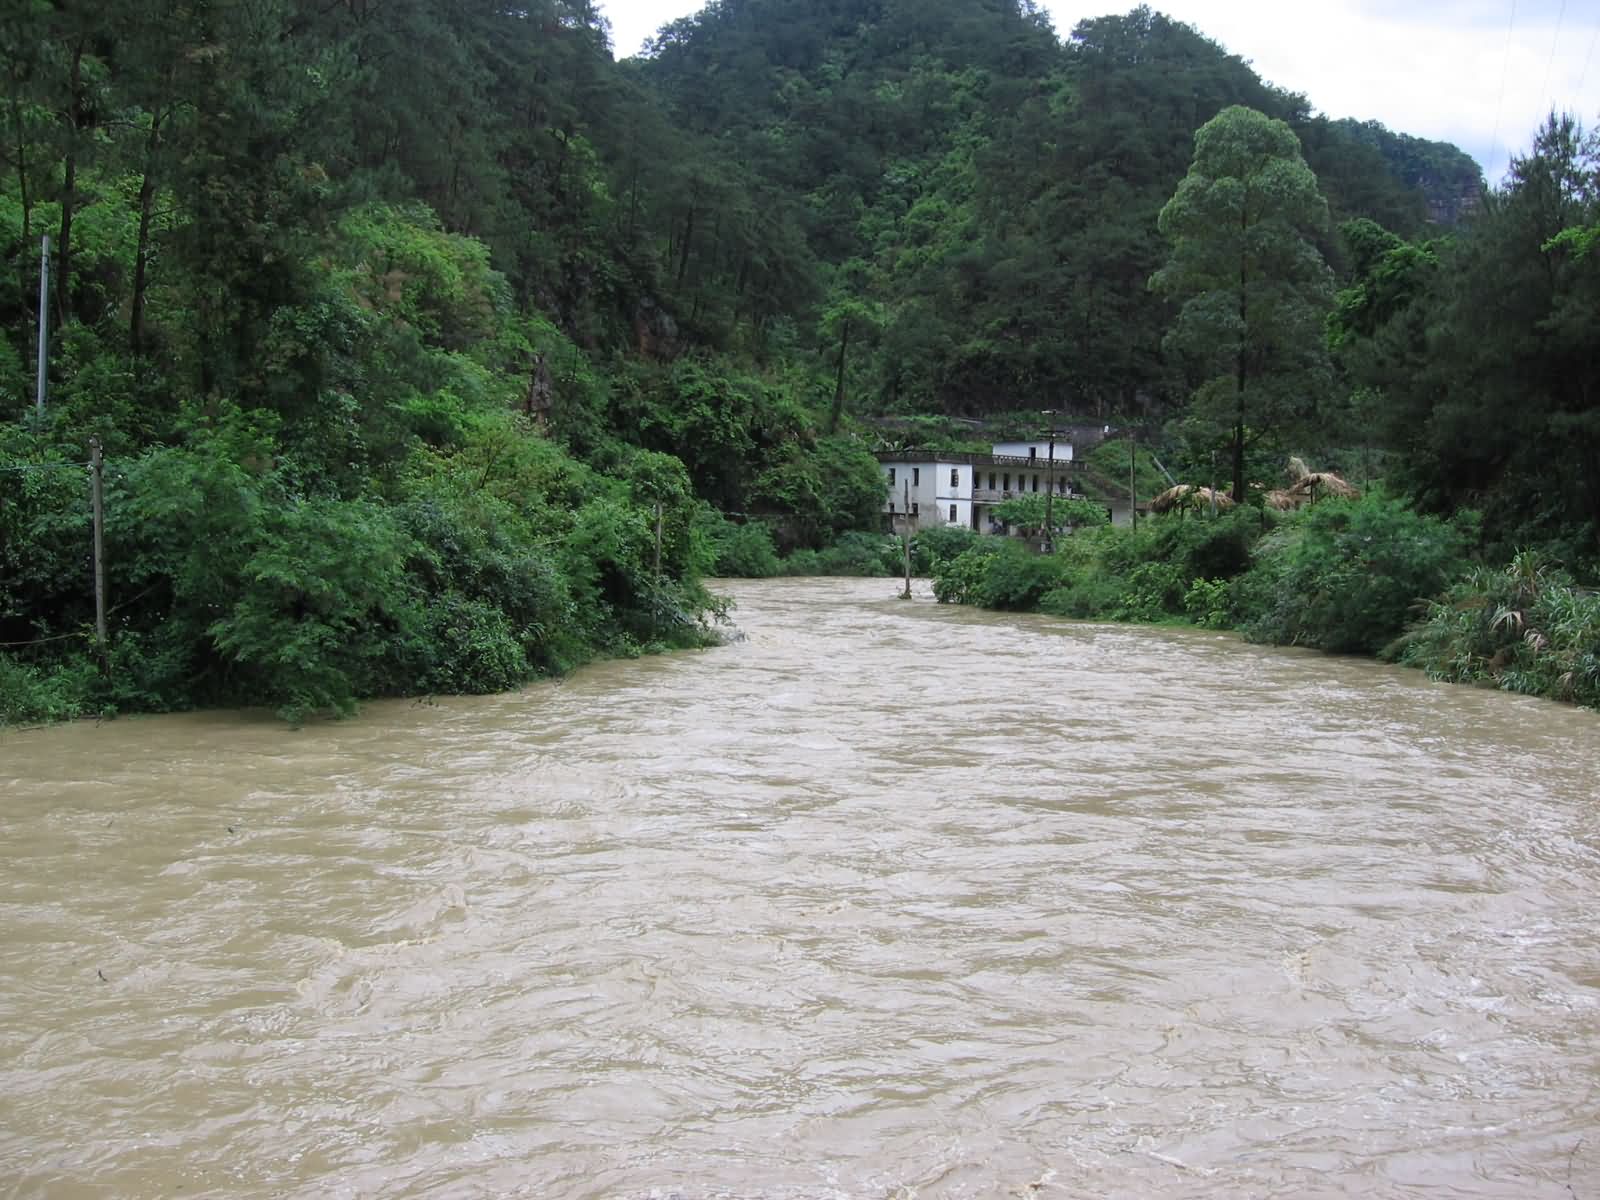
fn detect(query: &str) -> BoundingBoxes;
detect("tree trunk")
[56,37,85,327]
[130,119,161,355]
[676,203,695,288]
[827,318,850,434]
[10,86,28,247]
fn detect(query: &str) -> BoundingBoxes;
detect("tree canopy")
[1152,105,1334,500]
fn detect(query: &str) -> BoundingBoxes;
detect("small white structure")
[879,441,1079,534]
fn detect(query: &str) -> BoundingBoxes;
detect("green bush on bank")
[1236,495,1474,654]
[1393,552,1600,707]
[925,497,1600,704]
[782,531,896,577]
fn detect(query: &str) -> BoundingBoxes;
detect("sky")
[597,0,1600,185]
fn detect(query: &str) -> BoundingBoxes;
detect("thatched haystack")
[1276,457,1360,507]
[1287,471,1359,503]
[1149,484,1236,515]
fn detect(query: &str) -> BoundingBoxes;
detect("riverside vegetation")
[1,1,1596,722]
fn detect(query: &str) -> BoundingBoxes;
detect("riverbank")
[917,495,1599,711]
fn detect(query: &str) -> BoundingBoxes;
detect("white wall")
[991,440,1074,463]
[883,460,972,529]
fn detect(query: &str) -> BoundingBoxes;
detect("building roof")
[876,449,1082,470]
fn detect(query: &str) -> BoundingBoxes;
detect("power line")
[0,461,89,475]
[1490,0,1519,180]
[1576,17,1600,101]
[1541,0,1569,118]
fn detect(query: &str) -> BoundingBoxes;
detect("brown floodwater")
[3,577,1598,1199]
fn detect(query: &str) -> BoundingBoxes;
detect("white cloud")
[1042,1,1599,182]
[598,0,1600,182]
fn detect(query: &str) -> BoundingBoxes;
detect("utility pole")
[1128,428,1138,531]
[1042,408,1056,553]
[35,235,49,414]
[899,479,912,599]
[89,437,107,664]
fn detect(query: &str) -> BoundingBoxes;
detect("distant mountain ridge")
[631,1,1485,415]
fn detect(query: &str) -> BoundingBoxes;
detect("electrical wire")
[1490,0,1520,181]
[0,461,89,475]
[1575,17,1600,103]
[1541,0,1569,119]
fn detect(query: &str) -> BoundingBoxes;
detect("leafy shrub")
[1184,578,1233,628]
[1040,573,1129,619]
[1147,507,1261,582]
[931,540,1005,603]
[698,512,780,578]
[912,524,979,573]
[1394,552,1600,707]
[1114,560,1186,621]
[419,596,528,694]
[978,545,1068,610]
[0,654,97,726]
[785,531,896,576]
[1238,495,1473,654]
[208,498,423,720]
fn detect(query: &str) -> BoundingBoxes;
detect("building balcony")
[972,488,1074,504]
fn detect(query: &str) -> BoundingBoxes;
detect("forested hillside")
[1,0,1592,723]
[638,1,1480,415]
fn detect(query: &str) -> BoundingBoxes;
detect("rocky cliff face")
[1334,118,1484,229]
[1422,175,1482,227]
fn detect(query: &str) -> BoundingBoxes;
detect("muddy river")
[2,578,1598,1198]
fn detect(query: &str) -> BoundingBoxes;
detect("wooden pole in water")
[900,480,912,599]
[1042,408,1056,553]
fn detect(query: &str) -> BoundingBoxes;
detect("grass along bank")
[920,495,1599,710]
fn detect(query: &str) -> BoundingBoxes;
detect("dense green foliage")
[1152,106,1334,501]
[1329,116,1600,562]
[638,2,1475,418]
[1394,553,1600,708]
[2,0,1589,722]
[1233,496,1473,654]
[930,502,1596,709]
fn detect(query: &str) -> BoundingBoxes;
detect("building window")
[1031,475,1039,492]
[949,504,957,523]
[950,468,959,487]
[1003,473,1010,491]
[888,467,896,485]
[912,502,919,515]
[912,467,920,485]
[988,472,996,490]
[1029,447,1037,460]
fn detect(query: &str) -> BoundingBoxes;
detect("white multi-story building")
[878,442,1080,533]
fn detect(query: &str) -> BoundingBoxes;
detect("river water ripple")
[2,578,1598,1198]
